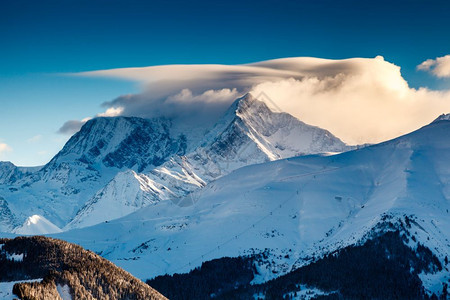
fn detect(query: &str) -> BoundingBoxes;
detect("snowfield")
[1,93,449,296]
[64,94,351,230]
[56,116,450,295]
[0,94,350,232]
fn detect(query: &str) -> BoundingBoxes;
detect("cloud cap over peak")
[72,56,450,145]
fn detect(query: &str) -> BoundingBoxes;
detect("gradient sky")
[1,0,450,166]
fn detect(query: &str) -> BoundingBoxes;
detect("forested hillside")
[148,231,447,300]
[0,236,166,300]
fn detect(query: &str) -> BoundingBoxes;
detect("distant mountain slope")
[13,215,62,235]
[0,162,37,185]
[0,116,187,231]
[0,93,351,232]
[57,115,450,296]
[148,93,349,190]
[46,116,187,172]
[0,236,166,300]
[0,196,16,233]
[66,94,351,229]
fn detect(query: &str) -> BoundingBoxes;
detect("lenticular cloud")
[74,56,450,144]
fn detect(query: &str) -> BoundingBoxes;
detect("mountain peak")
[0,161,15,168]
[432,113,450,123]
[236,92,256,103]
[49,115,186,172]
[236,93,271,112]
[13,214,62,235]
[232,93,270,111]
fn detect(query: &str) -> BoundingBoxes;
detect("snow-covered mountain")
[57,115,450,296]
[66,94,351,229]
[65,170,163,229]
[0,117,187,231]
[0,93,352,232]
[434,113,450,122]
[45,116,187,172]
[0,196,16,232]
[0,162,39,185]
[149,93,349,190]
[13,215,62,235]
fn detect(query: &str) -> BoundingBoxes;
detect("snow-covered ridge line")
[0,115,189,232]
[432,113,450,123]
[55,117,450,294]
[65,93,351,229]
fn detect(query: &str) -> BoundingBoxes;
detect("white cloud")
[27,134,42,143]
[105,88,240,129]
[97,107,124,117]
[57,107,128,135]
[417,59,435,71]
[72,56,450,144]
[417,55,450,78]
[58,117,92,135]
[0,143,12,158]
[250,78,450,144]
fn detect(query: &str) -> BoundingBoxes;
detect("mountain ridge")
[65,93,352,229]
[0,116,188,230]
[55,116,450,297]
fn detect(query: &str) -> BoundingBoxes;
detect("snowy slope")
[56,116,450,294]
[0,116,189,231]
[46,116,186,172]
[66,170,166,229]
[433,113,450,122]
[0,162,42,185]
[13,215,62,235]
[0,197,16,232]
[1,94,351,232]
[66,94,351,229]
[147,93,350,190]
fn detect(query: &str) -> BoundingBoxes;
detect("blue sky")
[1,0,450,166]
